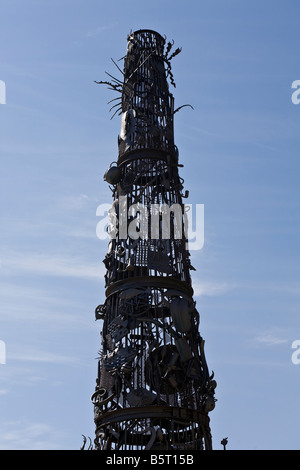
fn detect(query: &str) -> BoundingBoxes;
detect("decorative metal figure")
[93,29,216,450]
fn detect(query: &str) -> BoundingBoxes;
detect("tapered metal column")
[93,29,216,451]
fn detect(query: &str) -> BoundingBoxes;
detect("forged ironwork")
[93,29,216,450]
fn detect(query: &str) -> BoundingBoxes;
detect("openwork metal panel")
[93,29,216,451]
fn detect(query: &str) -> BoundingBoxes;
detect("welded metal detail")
[93,29,216,450]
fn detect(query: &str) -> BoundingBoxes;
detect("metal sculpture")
[93,29,216,451]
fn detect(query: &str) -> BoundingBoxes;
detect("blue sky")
[0,0,300,450]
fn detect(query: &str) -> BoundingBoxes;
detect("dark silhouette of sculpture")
[92,29,216,450]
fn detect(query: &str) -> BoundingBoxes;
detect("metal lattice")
[93,29,216,451]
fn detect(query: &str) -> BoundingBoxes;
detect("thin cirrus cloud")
[1,251,105,281]
[253,332,289,346]
[0,421,62,450]
[193,279,235,297]
[8,349,80,365]
[86,22,119,38]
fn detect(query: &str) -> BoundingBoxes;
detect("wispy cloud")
[86,22,119,37]
[62,193,89,208]
[0,281,96,330]
[252,328,290,347]
[1,251,105,280]
[0,421,63,450]
[193,280,235,297]
[253,333,289,346]
[9,349,79,365]
[61,193,99,211]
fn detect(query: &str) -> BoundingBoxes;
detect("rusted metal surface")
[93,29,216,450]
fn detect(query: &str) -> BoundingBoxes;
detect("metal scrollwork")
[92,29,216,451]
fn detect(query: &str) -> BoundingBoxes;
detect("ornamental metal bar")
[93,29,216,451]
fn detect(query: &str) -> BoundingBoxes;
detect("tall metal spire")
[93,29,216,451]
